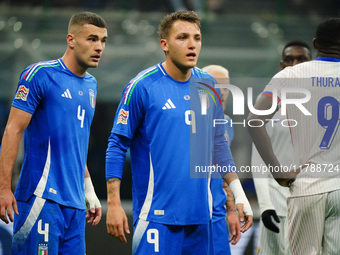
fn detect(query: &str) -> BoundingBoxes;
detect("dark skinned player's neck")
[316,47,340,60]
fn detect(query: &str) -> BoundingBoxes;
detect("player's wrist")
[85,177,101,209]
[229,179,253,216]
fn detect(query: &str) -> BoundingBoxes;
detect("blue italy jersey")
[211,115,235,222]
[107,63,234,225]
[12,59,97,210]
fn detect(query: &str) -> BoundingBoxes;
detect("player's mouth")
[186,52,196,60]
[91,54,101,62]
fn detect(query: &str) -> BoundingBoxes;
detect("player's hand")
[106,205,130,243]
[86,200,102,226]
[261,209,280,233]
[276,163,308,187]
[236,203,253,233]
[0,188,18,224]
[85,177,102,225]
[227,209,241,245]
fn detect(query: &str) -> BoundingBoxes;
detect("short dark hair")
[158,11,201,39]
[315,18,340,48]
[282,40,312,58]
[69,11,106,31]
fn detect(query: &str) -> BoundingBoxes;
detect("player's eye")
[284,57,293,63]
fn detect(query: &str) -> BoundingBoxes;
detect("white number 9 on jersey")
[147,228,159,252]
[185,110,196,133]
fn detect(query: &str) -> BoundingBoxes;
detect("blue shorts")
[12,195,86,255]
[132,219,214,255]
[211,218,231,255]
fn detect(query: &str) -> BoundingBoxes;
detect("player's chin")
[185,61,197,69]
[88,62,100,68]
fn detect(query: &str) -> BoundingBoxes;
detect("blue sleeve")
[111,80,146,139]
[213,133,235,170]
[105,133,131,180]
[12,65,45,114]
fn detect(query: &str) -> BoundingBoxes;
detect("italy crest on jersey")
[89,89,95,108]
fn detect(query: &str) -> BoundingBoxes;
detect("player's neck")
[162,61,192,82]
[61,53,87,77]
[316,48,340,60]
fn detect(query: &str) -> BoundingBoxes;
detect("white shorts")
[256,215,290,255]
[287,189,340,255]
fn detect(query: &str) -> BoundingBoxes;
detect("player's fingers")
[92,208,102,226]
[87,213,94,224]
[12,200,19,216]
[273,212,280,223]
[0,206,9,224]
[236,204,244,222]
[117,224,127,243]
[123,215,130,235]
[106,219,117,237]
[229,222,241,245]
[229,222,236,237]
[240,216,253,233]
[7,207,14,224]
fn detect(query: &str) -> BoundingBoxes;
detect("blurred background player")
[248,18,340,255]
[105,11,252,254]
[203,65,253,255]
[0,11,107,254]
[251,40,312,254]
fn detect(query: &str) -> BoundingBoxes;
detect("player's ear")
[312,38,318,50]
[280,60,284,70]
[67,34,75,49]
[160,39,168,53]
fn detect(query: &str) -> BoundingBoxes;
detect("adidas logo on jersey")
[162,99,176,110]
[61,89,72,99]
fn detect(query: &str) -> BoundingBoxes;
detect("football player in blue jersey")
[0,11,107,254]
[105,11,252,255]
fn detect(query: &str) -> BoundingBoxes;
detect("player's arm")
[223,180,241,244]
[84,166,102,226]
[251,144,280,233]
[223,172,253,232]
[106,177,130,243]
[213,132,253,232]
[247,95,298,186]
[0,107,32,223]
[105,133,131,243]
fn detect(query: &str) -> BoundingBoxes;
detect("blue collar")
[315,57,340,62]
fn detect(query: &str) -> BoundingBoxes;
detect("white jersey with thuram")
[262,58,340,197]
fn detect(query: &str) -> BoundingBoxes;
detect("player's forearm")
[222,171,238,185]
[223,181,236,211]
[107,178,122,207]
[248,125,281,176]
[0,126,24,189]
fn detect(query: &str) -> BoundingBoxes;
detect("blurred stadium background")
[0,0,338,254]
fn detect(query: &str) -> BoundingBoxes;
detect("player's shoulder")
[275,60,318,78]
[192,67,217,87]
[84,71,97,82]
[120,64,162,104]
[21,59,62,82]
[129,64,162,86]
[125,63,164,91]
[193,67,215,79]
